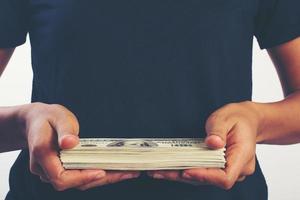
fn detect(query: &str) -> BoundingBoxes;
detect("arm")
[0,48,26,152]
[0,105,27,152]
[149,37,300,189]
[255,37,300,144]
[0,49,139,190]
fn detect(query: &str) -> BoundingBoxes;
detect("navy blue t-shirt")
[1,0,300,200]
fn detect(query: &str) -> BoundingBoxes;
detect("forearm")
[0,48,14,76]
[255,90,300,144]
[0,105,27,152]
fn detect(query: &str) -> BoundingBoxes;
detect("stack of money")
[60,138,226,170]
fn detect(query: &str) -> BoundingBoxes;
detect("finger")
[29,160,49,183]
[183,168,228,188]
[39,150,106,191]
[40,174,50,183]
[29,160,50,183]
[77,171,140,191]
[205,112,235,149]
[48,105,80,149]
[29,118,105,191]
[183,143,245,189]
[224,127,255,180]
[148,170,181,181]
[148,171,208,186]
[29,159,44,176]
[29,122,55,176]
[237,175,246,182]
[240,157,256,176]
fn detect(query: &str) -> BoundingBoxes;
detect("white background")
[0,40,300,200]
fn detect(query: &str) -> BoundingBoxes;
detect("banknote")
[60,138,226,170]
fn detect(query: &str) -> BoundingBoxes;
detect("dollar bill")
[60,138,226,170]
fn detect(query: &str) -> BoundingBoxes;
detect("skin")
[0,102,140,191]
[1,37,300,191]
[148,37,300,189]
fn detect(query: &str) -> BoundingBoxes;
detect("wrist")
[16,102,54,141]
[0,104,30,152]
[240,101,266,143]
[13,104,31,148]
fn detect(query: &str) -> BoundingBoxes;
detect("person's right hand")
[20,103,140,191]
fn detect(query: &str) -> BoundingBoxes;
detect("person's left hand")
[148,101,262,189]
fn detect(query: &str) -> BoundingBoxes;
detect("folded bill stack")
[60,138,226,170]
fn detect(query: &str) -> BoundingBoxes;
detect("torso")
[8,1,267,199]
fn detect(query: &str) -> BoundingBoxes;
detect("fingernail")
[153,173,164,179]
[215,135,223,143]
[59,135,79,149]
[133,173,140,178]
[205,135,225,149]
[121,174,135,180]
[92,171,106,180]
[206,135,220,142]
[61,135,78,142]
[182,172,191,179]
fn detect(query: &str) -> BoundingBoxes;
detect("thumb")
[49,110,80,150]
[205,114,231,149]
[58,134,79,150]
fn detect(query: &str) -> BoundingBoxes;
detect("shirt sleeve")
[254,0,300,49]
[0,0,29,48]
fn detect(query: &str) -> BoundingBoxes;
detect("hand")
[148,101,262,189]
[20,103,140,191]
